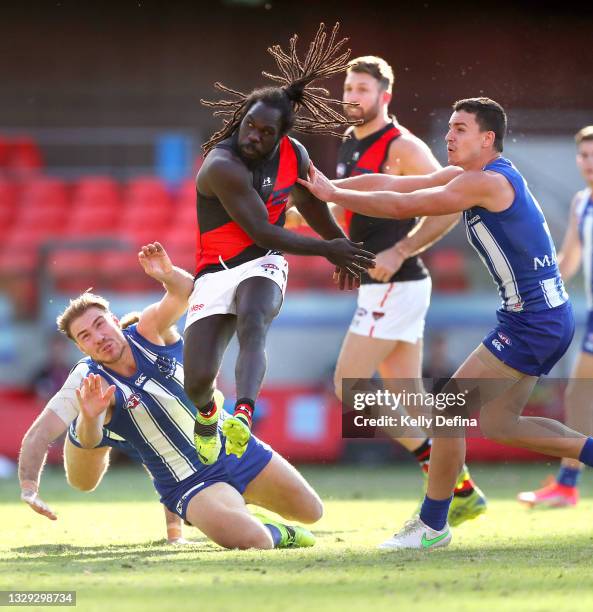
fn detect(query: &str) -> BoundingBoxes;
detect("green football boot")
[254,513,316,549]
[193,389,224,465]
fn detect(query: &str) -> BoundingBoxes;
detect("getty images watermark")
[341,378,593,439]
[350,387,475,429]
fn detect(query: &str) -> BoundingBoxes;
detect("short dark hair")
[347,56,394,93]
[452,97,507,152]
[576,126,593,146]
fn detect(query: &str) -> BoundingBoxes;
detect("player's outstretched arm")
[18,407,69,520]
[204,154,376,277]
[299,165,494,219]
[333,165,463,194]
[137,242,194,342]
[557,193,583,282]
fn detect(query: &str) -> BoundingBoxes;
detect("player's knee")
[301,495,324,524]
[480,410,518,444]
[66,472,100,492]
[236,310,270,343]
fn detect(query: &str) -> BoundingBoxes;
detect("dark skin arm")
[198,149,375,277]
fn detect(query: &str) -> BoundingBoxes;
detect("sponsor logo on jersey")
[261,263,280,275]
[468,214,481,224]
[336,163,346,178]
[356,307,368,317]
[125,393,142,410]
[491,339,504,352]
[533,253,557,270]
[190,303,204,312]
[352,151,360,161]
[510,301,524,313]
[372,311,385,321]
[135,373,148,386]
[156,355,177,379]
[263,177,272,186]
[497,332,512,346]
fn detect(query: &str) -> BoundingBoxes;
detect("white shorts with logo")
[348,277,432,342]
[185,253,289,330]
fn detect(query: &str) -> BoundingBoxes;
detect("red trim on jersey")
[195,136,298,274]
[343,124,403,235]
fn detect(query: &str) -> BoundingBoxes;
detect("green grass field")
[2,462,593,611]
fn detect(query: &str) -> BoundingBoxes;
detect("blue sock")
[578,437,593,468]
[265,524,282,548]
[419,495,453,531]
[556,466,581,488]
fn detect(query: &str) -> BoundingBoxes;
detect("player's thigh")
[378,338,423,380]
[63,439,111,491]
[449,345,537,436]
[334,331,395,389]
[185,482,272,549]
[235,276,284,326]
[242,453,323,524]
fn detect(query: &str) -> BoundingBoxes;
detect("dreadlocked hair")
[200,22,359,156]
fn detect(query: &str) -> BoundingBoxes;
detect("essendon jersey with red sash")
[195,135,299,276]
[336,122,427,284]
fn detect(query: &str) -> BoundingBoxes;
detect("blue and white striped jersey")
[576,188,593,309]
[464,157,568,313]
[76,324,208,494]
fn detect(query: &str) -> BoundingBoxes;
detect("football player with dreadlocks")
[185,23,375,464]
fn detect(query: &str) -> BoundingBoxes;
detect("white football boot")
[378,516,452,550]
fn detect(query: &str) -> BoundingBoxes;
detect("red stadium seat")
[424,248,469,292]
[6,138,43,173]
[0,179,19,209]
[119,201,171,228]
[4,223,63,251]
[71,176,120,210]
[14,203,68,229]
[65,205,118,236]
[19,177,69,211]
[116,223,169,248]
[47,249,100,293]
[100,250,156,292]
[124,176,171,208]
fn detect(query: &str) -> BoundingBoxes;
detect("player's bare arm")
[370,134,459,281]
[75,374,115,449]
[557,193,583,281]
[300,165,509,219]
[136,242,194,344]
[201,150,376,275]
[332,165,464,194]
[18,407,69,520]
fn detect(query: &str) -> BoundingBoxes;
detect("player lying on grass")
[22,242,322,550]
[19,309,189,543]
